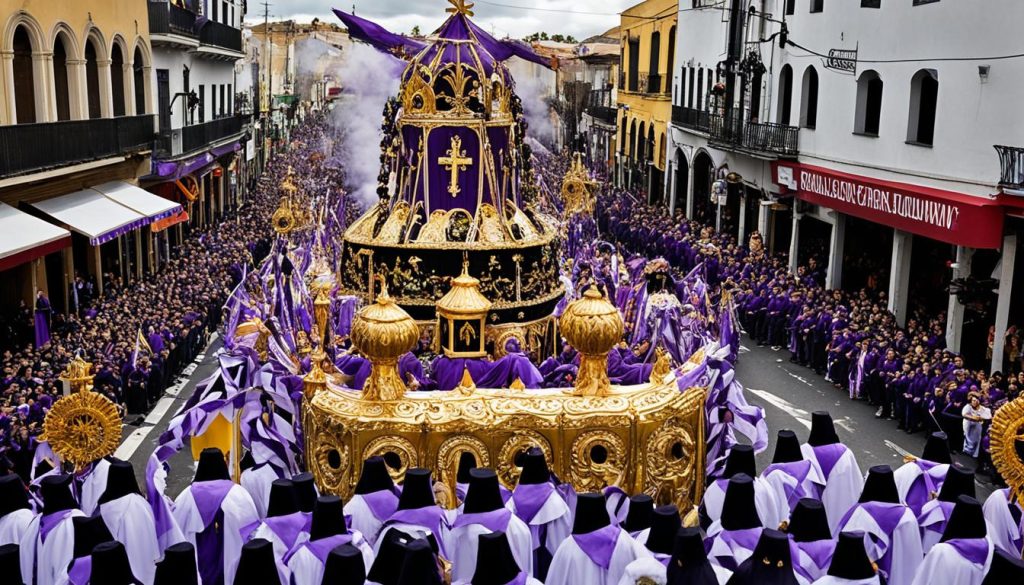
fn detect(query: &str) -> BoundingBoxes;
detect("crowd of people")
[591,187,1018,485]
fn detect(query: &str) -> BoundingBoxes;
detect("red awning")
[151,208,190,232]
[773,162,1005,249]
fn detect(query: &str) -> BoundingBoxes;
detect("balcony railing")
[199,20,243,53]
[0,115,154,178]
[672,105,710,132]
[645,73,664,95]
[995,145,1024,190]
[148,1,198,38]
[709,113,799,157]
[180,115,244,154]
[586,106,617,126]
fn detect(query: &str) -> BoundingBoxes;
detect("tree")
[410,25,421,36]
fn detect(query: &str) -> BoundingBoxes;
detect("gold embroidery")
[438,135,473,197]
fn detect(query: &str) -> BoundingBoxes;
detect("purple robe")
[34,296,51,348]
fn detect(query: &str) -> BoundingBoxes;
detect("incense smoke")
[328,43,404,210]
[511,60,558,151]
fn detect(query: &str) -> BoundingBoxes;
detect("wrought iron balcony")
[645,73,664,95]
[586,106,618,126]
[199,20,243,54]
[672,105,710,133]
[995,145,1024,190]
[181,115,244,154]
[709,113,799,157]
[148,1,198,39]
[0,115,154,178]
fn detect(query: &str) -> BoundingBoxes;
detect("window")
[907,69,938,145]
[913,0,939,5]
[800,66,819,129]
[687,67,695,108]
[53,35,72,121]
[198,85,205,123]
[785,0,795,15]
[12,26,36,124]
[696,68,704,111]
[777,64,793,125]
[648,31,661,93]
[855,70,883,136]
[861,0,881,7]
[133,47,147,115]
[627,38,640,92]
[810,0,824,13]
[220,85,226,117]
[228,84,233,114]
[212,1,218,22]
[111,45,126,117]
[85,38,102,120]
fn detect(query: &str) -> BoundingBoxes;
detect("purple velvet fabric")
[571,524,621,571]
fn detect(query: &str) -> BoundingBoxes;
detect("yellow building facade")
[0,0,154,126]
[616,0,676,203]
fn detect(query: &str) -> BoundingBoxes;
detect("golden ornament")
[41,389,122,471]
[350,288,420,401]
[559,286,624,396]
[989,396,1024,503]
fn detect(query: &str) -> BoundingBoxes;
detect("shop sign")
[824,47,858,75]
[774,162,1004,249]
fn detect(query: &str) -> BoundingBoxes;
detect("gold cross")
[438,135,473,197]
[446,0,475,17]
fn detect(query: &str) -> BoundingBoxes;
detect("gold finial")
[350,291,420,401]
[558,285,624,396]
[446,0,475,17]
[456,367,476,394]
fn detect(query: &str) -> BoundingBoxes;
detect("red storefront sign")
[773,162,1005,249]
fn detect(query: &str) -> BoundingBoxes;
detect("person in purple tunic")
[725,528,800,585]
[787,498,835,583]
[449,469,532,582]
[33,291,51,348]
[345,457,400,547]
[815,531,883,585]
[912,495,992,585]
[545,492,645,585]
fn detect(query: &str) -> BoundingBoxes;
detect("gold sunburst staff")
[989,396,1024,522]
[42,355,122,472]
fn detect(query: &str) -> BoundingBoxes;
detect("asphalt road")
[735,336,994,501]
[115,331,994,502]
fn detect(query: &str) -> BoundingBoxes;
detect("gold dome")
[559,287,624,396]
[437,263,493,319]
[559,287,624,356]
[350,291,420,401]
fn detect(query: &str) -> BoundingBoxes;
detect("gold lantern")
[559,286,624,396]
[349,289,420,401]
[436,262,492,358]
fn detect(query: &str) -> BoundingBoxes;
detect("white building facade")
[145,0,251,235]
[669,0,1024,370]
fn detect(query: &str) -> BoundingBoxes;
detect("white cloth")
[285,532,375,585]
[616,556,667,585]
[546,528,648,585]
[77,459,110,516]
[453,577,543,585]
[19,509,84,585]
[507,487,573,560]
[917,499,953,553]
[0,509,36,546]
[704,522,762,571]
[893,461,948,516]
[802,444,864,535]
[240,463,283,519]
[982,488,1024,557]
[702,476,787,531]
[760,460,825,517]
[173,482,259,585]
[836,504,922,585]
[448,513,533,583]
[344,494,393,547]
[910,538,992,585]
[99,493,161,585]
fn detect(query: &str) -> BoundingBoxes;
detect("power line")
[786,39,1024,65]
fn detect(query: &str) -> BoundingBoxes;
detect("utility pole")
[723,0,745,141]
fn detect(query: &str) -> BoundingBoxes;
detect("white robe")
[506,487,573,564]
[910,538,992,585]
[0,509,36,546]
[448,512,534,583]
[343,492,397,547]
[77,459,110,516]
[982,488,1024,557]
[917,499,953,553]
[19,509,84,585]
[173,481,259,585]
[546,528,648,585]
[614,556,733,585]
[703,476,787,530]
[286,532,375,585]
[802,444,864,535]
[893,461,948,516]
[240,463,282,519]
[704,522,762,571]
[99,493,161,585]
[761,460,825,516]
[836,504,922,585]
[247,512,310,567]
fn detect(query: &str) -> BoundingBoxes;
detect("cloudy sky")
[249,0,640,40]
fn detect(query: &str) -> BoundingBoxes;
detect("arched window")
[777,64,793,125]
[133,46,147,115]
[111,43,126,117]
[855,70,883,136]
[658,133,666,168]
[648,31,661,93]
[628,119,637,160]
[800,66,819,129]
[620,116,628,155]
[85,37,102,119]
[647,126,655,164]
[907,69,938,145]
[53,33,73,121]
[12,26,36,124]
[637,121,647,163]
